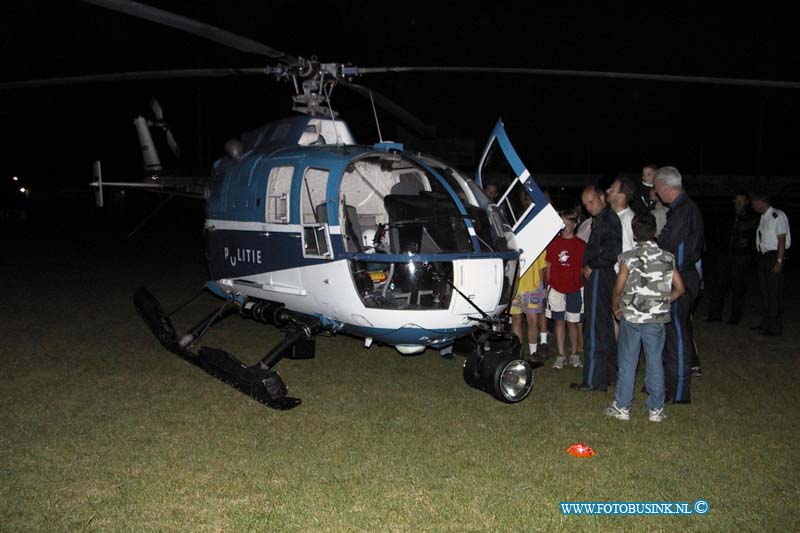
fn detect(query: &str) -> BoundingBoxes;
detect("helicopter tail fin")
[92,160,104,207]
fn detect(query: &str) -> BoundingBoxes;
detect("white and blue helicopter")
[8,0,792,409]
[92,90,564,409]
[127,110,562,409]
[110,102,564,408]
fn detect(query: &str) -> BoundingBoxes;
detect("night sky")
[2,2,800,192]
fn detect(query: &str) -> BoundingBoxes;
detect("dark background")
[1,2,799,227]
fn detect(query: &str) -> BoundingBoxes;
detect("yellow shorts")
[510,283,546,315]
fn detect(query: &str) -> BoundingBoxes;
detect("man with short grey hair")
[654,166,704,404]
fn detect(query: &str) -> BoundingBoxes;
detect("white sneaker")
[569,354,583,368]
[648,407,666,422]
[604,402,630,421]
[552,356,566,369]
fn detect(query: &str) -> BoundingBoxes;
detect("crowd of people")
[486,165,792,421]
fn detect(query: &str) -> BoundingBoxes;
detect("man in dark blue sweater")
[571,184,622,392]
[654,166,705,404]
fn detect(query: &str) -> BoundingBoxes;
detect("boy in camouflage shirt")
[606,213,685,422]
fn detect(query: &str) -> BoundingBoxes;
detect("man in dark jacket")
[706,191,758,324]
[571,184,622,391]
[654,166,704,404]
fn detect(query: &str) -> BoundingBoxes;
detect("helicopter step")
[133,287,321,410]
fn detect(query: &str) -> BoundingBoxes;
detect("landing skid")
[133,287,320,410]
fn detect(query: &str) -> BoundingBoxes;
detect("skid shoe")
[133,287,312,409]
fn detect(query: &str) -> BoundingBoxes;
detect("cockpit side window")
[266,166,293,223]
[301,168,329,224]
[300,167,332,259]
[339,158,406,252]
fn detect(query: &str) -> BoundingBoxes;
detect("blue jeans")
[614,317,666,411]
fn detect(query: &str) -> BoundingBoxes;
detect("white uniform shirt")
[616,206,635,253]
[757,206,792,252]
[613,206,635,274]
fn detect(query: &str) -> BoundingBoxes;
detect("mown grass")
[1,226,798,531]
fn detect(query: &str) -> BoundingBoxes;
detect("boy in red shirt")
[546,208,586,369]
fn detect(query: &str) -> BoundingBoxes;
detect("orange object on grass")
[566,443,596,457]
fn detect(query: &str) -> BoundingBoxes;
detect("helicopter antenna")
[369,90,384,143]
[321,77,341,146]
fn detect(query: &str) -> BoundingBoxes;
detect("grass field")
[1,224,799,532]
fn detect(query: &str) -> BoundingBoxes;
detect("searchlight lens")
[499,359,532,401]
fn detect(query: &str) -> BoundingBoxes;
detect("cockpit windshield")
[339,155,473,254]
[350,259,454,310]
[382,193,472,254]
[341,153,517,311]
[418,157,511,252]
[338,153,512,254]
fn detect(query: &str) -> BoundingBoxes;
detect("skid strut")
[133,287,321,410]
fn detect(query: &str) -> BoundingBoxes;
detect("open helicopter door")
[477,119,563,277]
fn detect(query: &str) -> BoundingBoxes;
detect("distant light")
[12,176,18,181]
[19,187,26,193]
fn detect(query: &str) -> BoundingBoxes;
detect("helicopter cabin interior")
[335,154,514,311]
[334,154,509,255]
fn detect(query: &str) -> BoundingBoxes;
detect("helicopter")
[5,1,799,409]
[92,91,561,409]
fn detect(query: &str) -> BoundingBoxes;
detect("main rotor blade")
[82,0,294,61]
[0,68,266,90]
[340,81,436,138]
[354,66,800,90]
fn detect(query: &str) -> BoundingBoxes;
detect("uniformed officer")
[571,184,621,392]
[752,192,791,336]
[706,191,758,324]
[654,166,704,404]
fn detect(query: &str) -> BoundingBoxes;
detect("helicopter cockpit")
[339,152,516,312]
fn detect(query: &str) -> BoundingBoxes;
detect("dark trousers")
[757,252,784,334]
[707,253,753,323]
[664,269,700,403]
[582,268,617,389]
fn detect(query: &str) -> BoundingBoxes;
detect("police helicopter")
[91,86,562,409]
[5,0,799,409]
